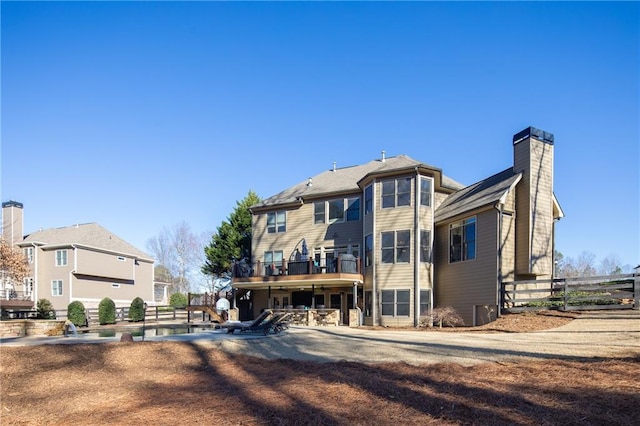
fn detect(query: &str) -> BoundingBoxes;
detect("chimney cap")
[2,200,23,209]
[513,126,554,145]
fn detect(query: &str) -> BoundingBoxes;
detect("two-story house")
[1,201,155,312]
[232,126,564,326]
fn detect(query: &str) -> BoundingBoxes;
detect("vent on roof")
[381,150,386,162]
[332,161,336,172]
[307,177,313,187]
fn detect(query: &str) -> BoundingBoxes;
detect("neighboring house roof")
[435,168,522,223]
[253,154,465,209]
[19,222,153,261]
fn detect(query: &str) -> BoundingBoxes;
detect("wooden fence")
[501,273,639,314]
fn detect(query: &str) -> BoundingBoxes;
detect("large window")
[449,217,476,262]
[420,177,432,207]
[267,211,286,233]
[364,185,373,215]
[314,202,325,224]
[381,289,410,317]
[55,250,67,266]
[420,230,431,263]
[365,234,373,267]
[382,178,411,208]
[346,197,360,221]
[315,198,361,224]
[381,230,410,264]
[328,199,344,223]
[52,280,63,296]
[264,251,284,275]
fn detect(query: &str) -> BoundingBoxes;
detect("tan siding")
[501,211,516,281]
[514,138,554,277]
[38,249,73,311]
[434,210,499,326]
[72,276,141,304]
[76,249,134,280]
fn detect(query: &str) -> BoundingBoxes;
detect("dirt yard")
[2,312,639,425]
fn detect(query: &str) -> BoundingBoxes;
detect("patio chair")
[219,309,273,334]
[238,312,289,335]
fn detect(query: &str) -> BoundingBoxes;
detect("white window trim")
[52,280,63,297]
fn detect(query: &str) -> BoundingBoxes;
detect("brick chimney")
[512,127,555,278]
[2,200,24,246]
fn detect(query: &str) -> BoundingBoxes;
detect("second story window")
[364,185,373,215]
[420,177,432,207]
[420,230,432,263]
[267,211,286,233]
[23,247,33,263]
[315,197,362,224]
[381,230,410,264]
[365,234,373,267]
[314,202,325,224]
[450,217,476,263]
[52,280,63,296]
[55,250,68,266]
[382,177,411,208]
[328,199,344,223]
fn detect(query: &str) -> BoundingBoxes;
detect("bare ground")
[1,312,639,425]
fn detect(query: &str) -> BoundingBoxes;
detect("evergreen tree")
[202,191,261,277]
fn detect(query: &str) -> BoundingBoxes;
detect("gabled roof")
[19,223,152,261]
[435,168,522,223]
[253,154,465,210]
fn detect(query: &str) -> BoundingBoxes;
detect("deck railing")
[232,255,361,279]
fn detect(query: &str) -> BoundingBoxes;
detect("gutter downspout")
[414,168,420,327]
[494,204,503,318]
[70,244,78,306]
[371,178,378,326]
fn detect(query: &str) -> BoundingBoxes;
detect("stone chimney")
[2,200,24,246]
[512,127,555,278]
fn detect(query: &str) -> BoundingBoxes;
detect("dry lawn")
[2,312,639,425]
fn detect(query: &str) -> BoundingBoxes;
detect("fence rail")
[1,305,186,323]
[501,273,639,314]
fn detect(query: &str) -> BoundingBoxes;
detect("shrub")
[169,292,188,309]
[128,297,146,322]
[98,297,116,325]
[67,301,87,326]
[36,298,56,319]
[432,307,465,328]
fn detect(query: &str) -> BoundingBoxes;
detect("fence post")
[563,281,568,311]
[634,268,639,310]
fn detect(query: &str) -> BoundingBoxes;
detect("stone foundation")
[0,320,66,338]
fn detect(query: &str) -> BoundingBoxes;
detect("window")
[328,199,344,223]
[382,178,411,208]
[381,230,410,264]
[267,211,286,233]
[364,290,372,317]
[264,251,284,275]
[117,256,126,262]
[364,185,373,214]
[111,283,121,288]
[365,234,373,267]
[420,177,432,207]
[55,250,67,266]
[396,230,410,263]
[52,280,63,296]
[419,290,430,316]
[314,202,325,224]
[420,230,431,263]
[381,289,410,317]
[346,197,360,221]
[450,217,477,262]
[315,198,361,224]
[23,277,34,295]
[23,247,33,263]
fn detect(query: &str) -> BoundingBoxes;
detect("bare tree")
[146,222,206,294]
[599,254,623,275]
[0,237,30,291]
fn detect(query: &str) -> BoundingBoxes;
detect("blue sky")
[1,1,638,271]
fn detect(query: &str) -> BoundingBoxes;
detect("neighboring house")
[232,126,564,326]
[1,201,155,312]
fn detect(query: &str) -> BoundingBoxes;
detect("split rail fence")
[501,273,639,314]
